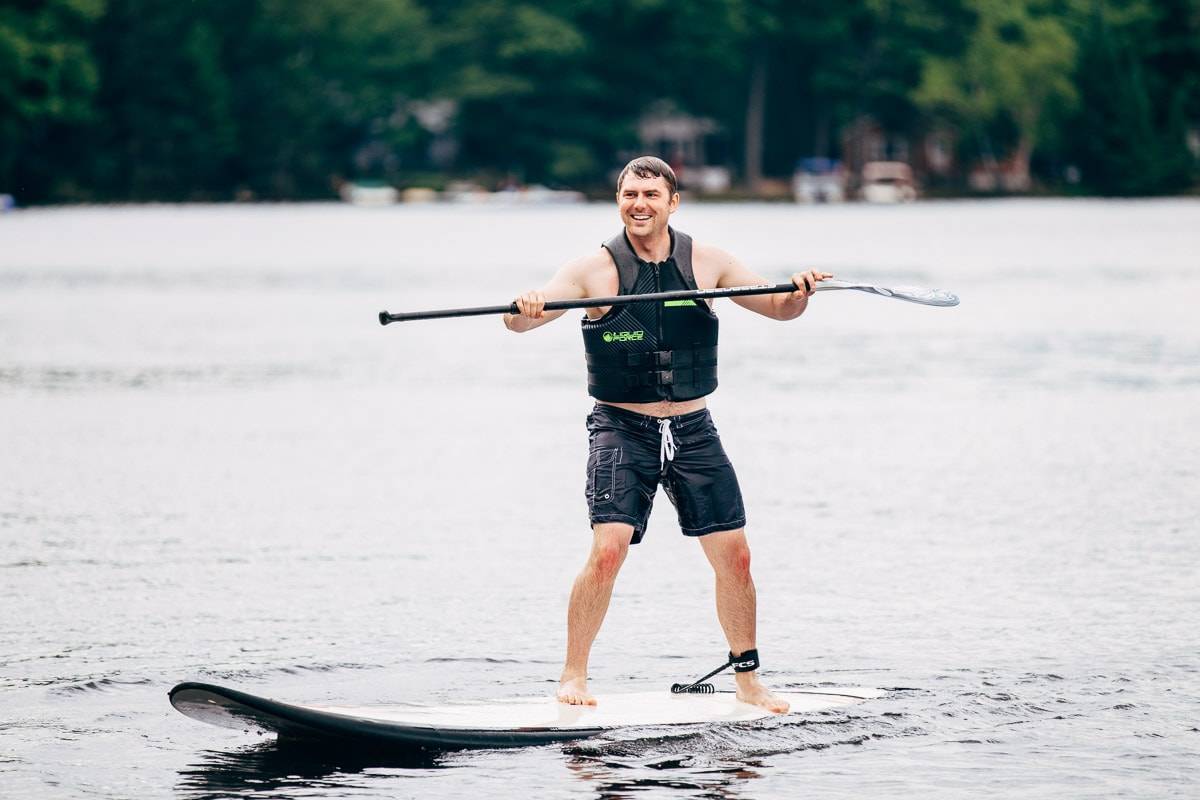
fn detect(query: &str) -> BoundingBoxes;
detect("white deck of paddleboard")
[306,688,883,731]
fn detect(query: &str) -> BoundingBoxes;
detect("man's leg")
[698,528,789,713]
[558,522,636,705]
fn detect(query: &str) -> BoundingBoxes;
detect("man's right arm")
[503,257,590,333]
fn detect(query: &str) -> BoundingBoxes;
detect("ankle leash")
[670,649,760,694]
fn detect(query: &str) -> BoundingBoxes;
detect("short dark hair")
[617,156,678,195]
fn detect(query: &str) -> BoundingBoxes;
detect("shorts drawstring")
[658,418,676,472]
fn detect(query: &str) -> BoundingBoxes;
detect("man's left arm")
[703,245,832,321]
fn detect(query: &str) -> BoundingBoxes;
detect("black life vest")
[582,228,719,403]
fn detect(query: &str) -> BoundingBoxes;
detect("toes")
[558,692,596,706]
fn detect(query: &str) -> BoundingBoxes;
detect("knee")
[719,541,752,581]
[589,539,628,582]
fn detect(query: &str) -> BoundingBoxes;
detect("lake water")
[1,199,1198,798]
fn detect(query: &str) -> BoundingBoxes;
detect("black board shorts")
[585,403,746,544]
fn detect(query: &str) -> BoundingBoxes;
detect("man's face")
[617,173,679,238]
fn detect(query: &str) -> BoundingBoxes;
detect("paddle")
[378,278,959,325]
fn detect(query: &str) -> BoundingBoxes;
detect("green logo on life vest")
[602,330,644,343]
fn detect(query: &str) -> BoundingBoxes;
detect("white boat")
[860,161,917,203]
[340,181,399,207]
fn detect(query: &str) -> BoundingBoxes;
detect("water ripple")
[0,364,330,393]
[51,677,154,696]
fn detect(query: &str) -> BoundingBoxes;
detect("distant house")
[840,117,912,189]
[967,153,1033,193]
[841,114,1049,193]
[634,102,732,194]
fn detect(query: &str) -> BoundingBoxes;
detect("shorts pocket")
[587,447,619,506]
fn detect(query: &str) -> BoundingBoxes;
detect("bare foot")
[557,674,597,706]
[735,674,789,714]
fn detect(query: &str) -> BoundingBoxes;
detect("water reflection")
[558,714,883,800]
[565,753,765,800]
[175,739,445,799]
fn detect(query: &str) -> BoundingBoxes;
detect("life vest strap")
[588,365,718,391]
[585,346,717,370]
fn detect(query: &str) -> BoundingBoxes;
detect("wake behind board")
[169,682,883,749]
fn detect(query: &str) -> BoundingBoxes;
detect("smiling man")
[504,156,830,713]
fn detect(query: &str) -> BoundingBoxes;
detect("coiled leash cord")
[670,649,760,694]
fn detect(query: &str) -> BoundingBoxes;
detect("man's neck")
[626,227,672,263]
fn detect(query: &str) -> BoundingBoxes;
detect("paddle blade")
[815,280,959,307]
[882,285,960,307]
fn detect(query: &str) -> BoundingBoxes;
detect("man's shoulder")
[690,241,738,268]
[565,247,617,274]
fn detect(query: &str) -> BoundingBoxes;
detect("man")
[504,156,831,713]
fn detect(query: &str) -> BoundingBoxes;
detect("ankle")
[734,670,762,688]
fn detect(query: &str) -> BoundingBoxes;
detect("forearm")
[504,306,564,332]
[770,292,809,321]
[770,270,832,319]
[505,263,587,333]
[714,247,827,321]
[503,312,539,333]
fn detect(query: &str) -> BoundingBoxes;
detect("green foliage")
[0,0,103,194]
[2,0,1197,201]
[761,0,975,170]
[915,0,1078,157]
[429,1,597,182]
[547,141,597,183]
[1067,0,1196,194]
[223,0,435,198]
[88,0,236,199]
[0,0,102,121]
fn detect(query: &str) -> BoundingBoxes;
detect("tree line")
[1,0,1196,203]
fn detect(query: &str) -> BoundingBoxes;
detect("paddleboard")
[169,681,883,749]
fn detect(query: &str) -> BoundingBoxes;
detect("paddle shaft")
[379,282,799,324]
